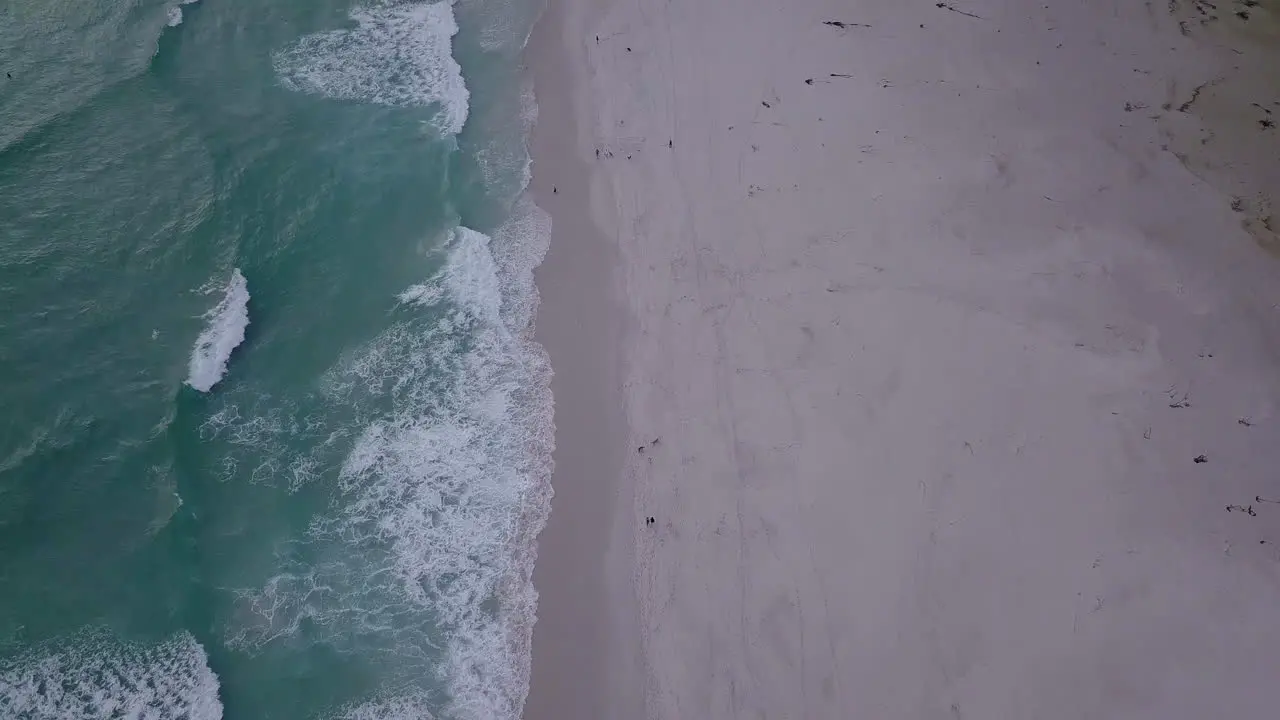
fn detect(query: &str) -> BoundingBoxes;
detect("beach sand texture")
[528,1,1280,718]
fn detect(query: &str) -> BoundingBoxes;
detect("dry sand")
[527,1,1280,718]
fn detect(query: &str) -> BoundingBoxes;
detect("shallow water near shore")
[0,0,551,717]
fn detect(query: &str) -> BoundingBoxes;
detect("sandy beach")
[527,1,1280,718]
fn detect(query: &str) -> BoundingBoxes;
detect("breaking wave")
[273,2,470,136]
[166,0,199,27]
[0,630,222,720]
[186,269,249,393]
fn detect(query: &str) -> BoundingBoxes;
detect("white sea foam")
[198,397,343,490]
[396,282,444,308]
[334,694,435,720]
[0,630,222,720]
[442,227,504,325]
[187,269,249,393]
[488,195,550,334]
[166,0,199,28]
[273,2,469,136]
[229,204,553,719]
[337,219,552,720]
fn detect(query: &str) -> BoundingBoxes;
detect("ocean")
[0,0,553,718]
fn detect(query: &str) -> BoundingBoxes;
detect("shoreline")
[523,0,644,717]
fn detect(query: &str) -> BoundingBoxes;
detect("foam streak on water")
[273,2,469,136]
[186,269,249,393]
[0,631,223,720]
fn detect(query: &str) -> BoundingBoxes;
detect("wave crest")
[273,2,469,136]
[186,269,249,393]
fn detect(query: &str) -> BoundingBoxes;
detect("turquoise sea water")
[0,0,552,717]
